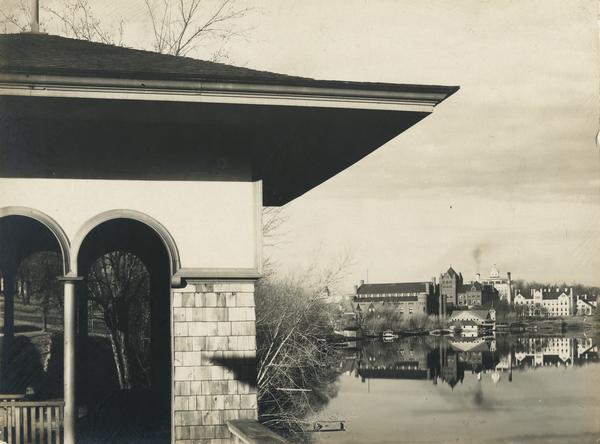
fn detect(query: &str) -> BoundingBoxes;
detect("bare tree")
[143,0,253,58]
[86,251,151,390]
[0,0,119,42]
[17,251,63,331]
[0,0,32,32]
[44,0,123,45]
[1,0,254,61]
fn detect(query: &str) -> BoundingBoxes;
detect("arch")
[71,209,180,277]
[0,206,71,274]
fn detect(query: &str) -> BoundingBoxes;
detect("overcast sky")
[3,0,599,288]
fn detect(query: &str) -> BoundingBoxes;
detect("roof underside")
[0,33,459,206]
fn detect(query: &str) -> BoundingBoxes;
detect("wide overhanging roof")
[0,33,459,206]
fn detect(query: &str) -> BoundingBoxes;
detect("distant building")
[456,282,499,308]
[514,288,574,317]
[353,281,436,317]
[449,308,496,325]
[514,337,574,368]
[456,320,479,336]
[575,294,597,316]
[439,266,463,315]
[513,289,534,311]
[356,338,430,381]
[477,265,513,303]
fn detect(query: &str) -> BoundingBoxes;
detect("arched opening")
[0,212,69,396]
[76,217,172,442]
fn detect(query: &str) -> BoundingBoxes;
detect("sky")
[2,0,599,289]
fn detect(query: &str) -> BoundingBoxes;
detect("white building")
[514,288,574,317]
[575,294,597,316]
[515,337,574,367]
[513,290,534,311]
[478,265,513,303]
[449,308,495,326]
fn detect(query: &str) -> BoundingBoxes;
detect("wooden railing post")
[1,399,64,444]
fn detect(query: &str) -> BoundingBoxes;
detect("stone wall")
[172,280,258,443]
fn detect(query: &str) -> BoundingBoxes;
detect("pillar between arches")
[58,275,84,444]
[0,268,16,394]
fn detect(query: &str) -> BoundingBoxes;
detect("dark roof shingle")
[458,282,482,292]
[357,282,429,295]
[0,33,459,96]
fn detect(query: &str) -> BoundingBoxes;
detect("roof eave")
[0,72,459,113]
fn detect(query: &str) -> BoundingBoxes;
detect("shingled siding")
[172,281,258,443]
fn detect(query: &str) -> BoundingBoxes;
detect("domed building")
[478,265,513,303]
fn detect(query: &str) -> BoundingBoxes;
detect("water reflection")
[342,335,599,390]
[318,334,600,443]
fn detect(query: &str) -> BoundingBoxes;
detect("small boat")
[430,329,452,336]
[382,330,398,341]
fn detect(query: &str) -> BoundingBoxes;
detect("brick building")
[353,281,437,317]
[439,266,463,315]
[456,282,498,308]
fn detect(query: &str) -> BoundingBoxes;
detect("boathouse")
[0,32,457,443]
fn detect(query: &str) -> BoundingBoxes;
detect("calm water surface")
[313,334,600,444]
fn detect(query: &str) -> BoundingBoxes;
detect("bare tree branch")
[0,0,31,33]
[43,0,121,45]
[87,251,151,390]
[143,0,254,59]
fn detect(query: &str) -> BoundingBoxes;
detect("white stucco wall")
[0,178,261,274]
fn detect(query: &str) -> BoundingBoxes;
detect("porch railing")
[0,397,64,444]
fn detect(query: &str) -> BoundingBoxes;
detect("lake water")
[312,334,600,444]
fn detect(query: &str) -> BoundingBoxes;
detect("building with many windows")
[353,281,436,317]
[514,337,575,368]
[477,265,513,303]
[456,282,499,308]
[514,288,574,317]
[439,267,463,314]
[575,294,597,316]
[513,290,534,312]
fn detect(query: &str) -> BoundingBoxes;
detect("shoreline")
[337,316,597,339]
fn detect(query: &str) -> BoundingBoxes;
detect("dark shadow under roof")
[0,33,460,206]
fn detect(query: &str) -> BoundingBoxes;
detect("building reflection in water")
[340,335,599,391]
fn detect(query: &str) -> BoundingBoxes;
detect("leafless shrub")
[255,276,341,440]
[255,253,354,439]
